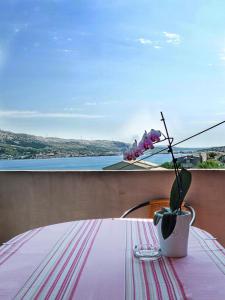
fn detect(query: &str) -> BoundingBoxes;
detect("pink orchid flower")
[123,129,162,161]
[132,140,141,158]
[140,130,154,150]
[123,151,133,161]
[149,129,161,142]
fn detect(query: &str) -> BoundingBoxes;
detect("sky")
[1,0,225,147]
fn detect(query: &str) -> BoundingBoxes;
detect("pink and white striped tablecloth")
[0,219,224,299]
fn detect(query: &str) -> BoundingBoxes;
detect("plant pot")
[155,210,192,257]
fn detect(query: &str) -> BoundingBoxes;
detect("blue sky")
[0,0,225,147]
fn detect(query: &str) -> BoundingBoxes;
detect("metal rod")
[173,120,225,147]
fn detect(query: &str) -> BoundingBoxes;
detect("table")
[0,219,224,300]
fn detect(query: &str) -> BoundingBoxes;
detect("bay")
[0,153,187,171]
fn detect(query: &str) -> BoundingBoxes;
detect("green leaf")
[153,213,161,226]
[161,212,177,239]
[170,168,192,212]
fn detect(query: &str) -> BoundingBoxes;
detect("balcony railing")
[0,169,225,246]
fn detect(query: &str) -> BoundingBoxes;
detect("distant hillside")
[1,129,224,160]
[0,130,129,159]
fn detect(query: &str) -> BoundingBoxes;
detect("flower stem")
[160,112,183,211]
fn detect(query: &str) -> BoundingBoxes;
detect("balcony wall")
[0,170,225,246]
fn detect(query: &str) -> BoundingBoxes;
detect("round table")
[0,218,224,299]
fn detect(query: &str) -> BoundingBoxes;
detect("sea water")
[0,153,178,170]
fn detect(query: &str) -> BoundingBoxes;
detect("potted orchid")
[123,112,192,257]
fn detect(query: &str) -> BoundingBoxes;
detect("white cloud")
[137,38,163,50]
[0,110,37,117]
[84,102,97,106]
[56,49,75,54]
[64,107,84,112]
[61,49,73,53]
[120,110,164,142]
[0,110,105,119]
[77,31,90,36]
[137,32,181,48]
[64,107,75,111]
[100,100,119,105]
[163,32,181,45]
[137,38,153,45]
[13,23,29,34]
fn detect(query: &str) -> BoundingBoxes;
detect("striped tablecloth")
[0,219,224,299]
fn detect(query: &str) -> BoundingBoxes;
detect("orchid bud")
[150,129,161,142]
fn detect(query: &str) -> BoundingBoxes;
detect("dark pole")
[160,112,183,211]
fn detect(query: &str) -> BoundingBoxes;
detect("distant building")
[218,155,225,163]
[176,154,202,168]
[103,160,166,170]
[200,152,207,162]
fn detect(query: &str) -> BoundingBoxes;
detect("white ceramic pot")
[156,211,192,257]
